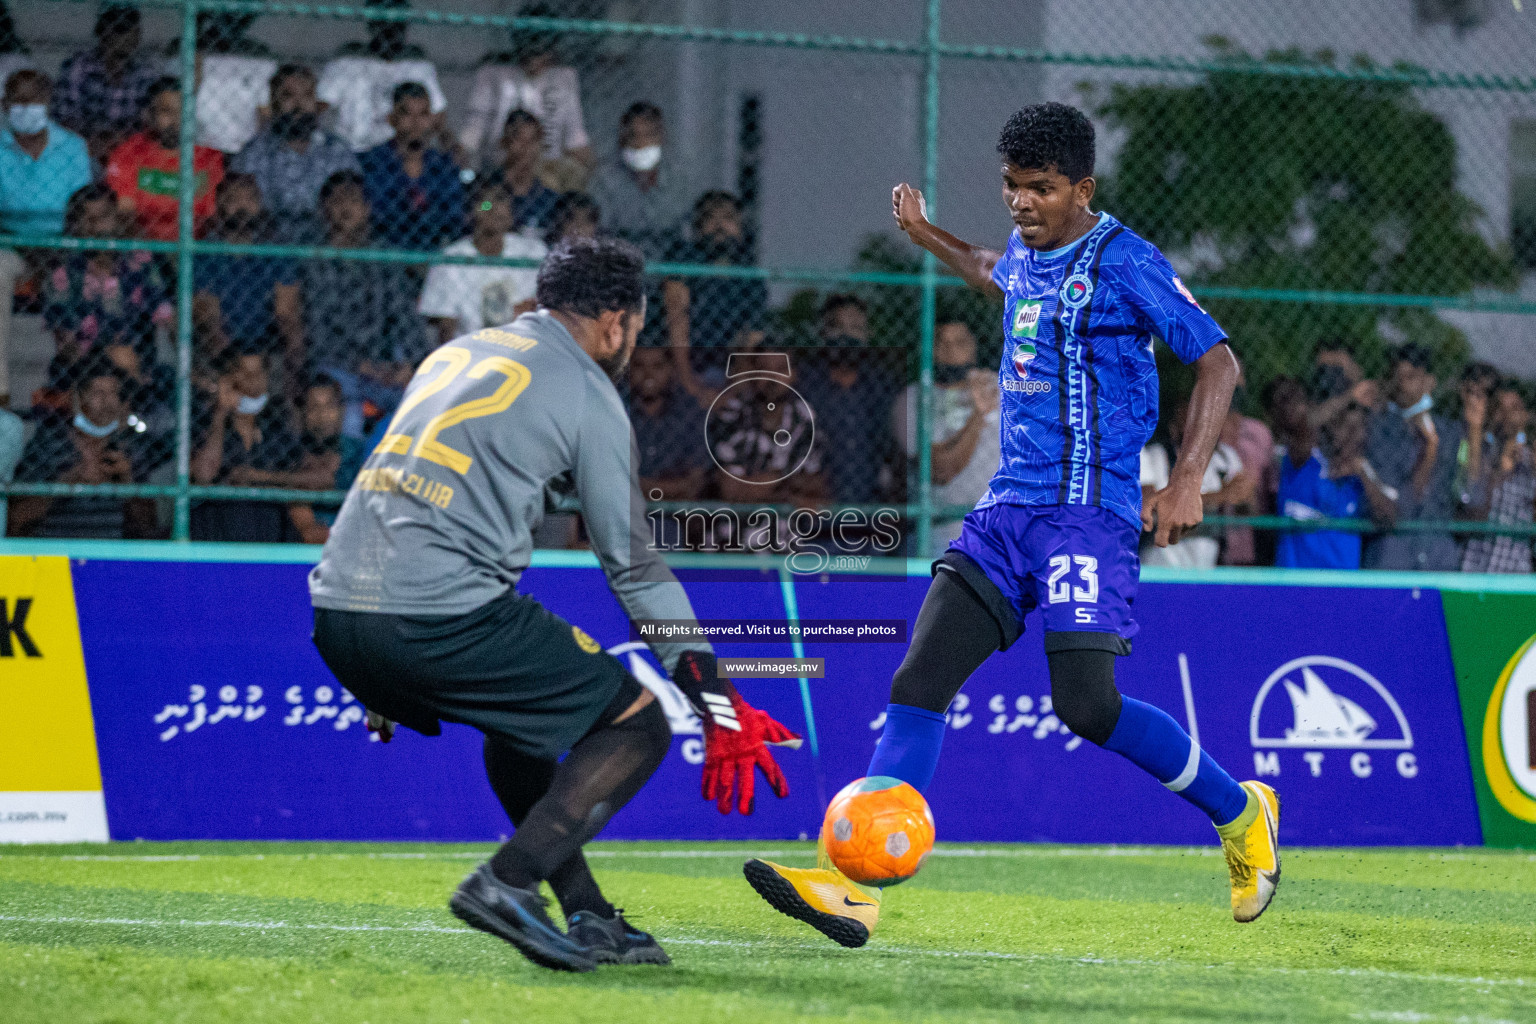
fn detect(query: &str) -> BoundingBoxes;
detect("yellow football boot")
[743,839,881,948]
[1215,780,1281,923]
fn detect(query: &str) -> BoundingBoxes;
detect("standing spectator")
[1141,400,1250,569]
[359,82,464,250]
[489,110,561,233]
[1364,344,1463,571]
[0,70,92,407]
[177,12,277,156]
[1460,380,1535,574]
[105,77,225,242]
[417,180,544,344]
[664,191,766,385]
[0,401,20,532]
[1215,359,1271,565]
[44,184,174,382]
[230,64,359,243]
[286,374,364,544]
[459,3,592,182]
[191,348,329,541]
[798,294,902,505]
[192,174,302,373]
[8,362,157,538]
[301,170,429,437]
[317,0,448,154]
[0,4,37,106]
[1266,376,1394,569]
[628,345,709,502]
[543,190,598,246]
[51,6,162,164]
[588,102,690,259]
[890,320,998,555]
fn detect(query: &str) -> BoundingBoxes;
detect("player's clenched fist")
[1142,474,1205,548]
[892,183,929,235]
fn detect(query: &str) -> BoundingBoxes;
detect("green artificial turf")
[0,841,1531,1023]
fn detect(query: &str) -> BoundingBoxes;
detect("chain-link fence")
[0,0,1532,572]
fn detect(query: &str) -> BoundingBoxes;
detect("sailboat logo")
[1250,656,1413,750]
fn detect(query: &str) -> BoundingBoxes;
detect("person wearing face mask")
[8,361,157,538]
[104,77,225,242]
[317,0,449,155]
[359,81,465,250]
[0,69,91,411]
[1459,380,1535,574]
[588,102,691,262]
[231,64,360,243]
[1362,343,1464,570]
[191,348,332,542]
[192,174,303,382]
[890,320,1000,555]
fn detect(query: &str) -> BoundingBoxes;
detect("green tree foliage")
[1096,42,1515,396]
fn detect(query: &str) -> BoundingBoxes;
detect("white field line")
[0,912,1528,991]
[13,846,1237,863]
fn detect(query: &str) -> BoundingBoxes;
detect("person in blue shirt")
[1266,376,1397,569]
[359,80,464,251]
[745,103,1280,945]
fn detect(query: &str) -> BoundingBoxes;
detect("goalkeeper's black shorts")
[312,588,641,760]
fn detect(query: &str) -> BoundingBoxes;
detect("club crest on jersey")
[1172,274,1205,310]
[1011,339,1038,378]
[1061,273,1094,310]
[1011,300,1041,340]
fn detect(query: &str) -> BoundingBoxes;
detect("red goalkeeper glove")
[675,651,802,815]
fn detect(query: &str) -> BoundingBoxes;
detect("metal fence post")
[172,0,200,540]
[915,0,942,560]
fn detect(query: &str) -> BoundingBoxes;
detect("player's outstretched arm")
[892,183,1004,296]
[1142,342,1239,547]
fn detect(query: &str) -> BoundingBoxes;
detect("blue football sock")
[866,703,947,794]
[1103,697,1249,826]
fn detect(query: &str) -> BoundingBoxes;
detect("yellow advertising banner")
[0,555,107,842]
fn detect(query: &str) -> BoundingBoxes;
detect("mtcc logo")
[1482,634,1536,822]
[1249,656,1417,780]
[606,641,705,765]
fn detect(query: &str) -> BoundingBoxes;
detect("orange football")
[821,776,935,886]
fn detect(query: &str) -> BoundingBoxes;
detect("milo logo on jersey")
[1010,301,1042,380]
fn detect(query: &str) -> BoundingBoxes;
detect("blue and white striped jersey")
[980,211,1227,527]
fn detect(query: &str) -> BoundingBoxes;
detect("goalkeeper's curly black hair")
[536,236,647,319]
[997,102,1096,183]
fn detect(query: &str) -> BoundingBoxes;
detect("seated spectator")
[359,82,464,250]
[1266,376,1395,570]
[50,5,162,164]
[191,348,331,541]
[708,352,825,510]
[0,69,92,409]
[8,361,157,538]
[798,294,902,505]
[105,77,225,242]
[176,12,278,156]
[459,4,592,183]
[286,374,364,544]
[44,185,174,383]
[664,191,766,388]
[101,339,174,453]
[0,401,20,533]
[1460,379,1534,574]
[543,190,599,246]
[1364,344,1463,571]
[628,345,709,502]
[890,320,998,555]
[318,0,448,154]
[192,173,303,375]
[301,170,430,437]
[417,180,544,344]
[231,64,360,243]
[588,102,689,260]
[1141,400,1250,569]
[488,110,561,233]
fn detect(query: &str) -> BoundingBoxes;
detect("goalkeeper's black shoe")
[567,909,672,965]
[449,864,596,973]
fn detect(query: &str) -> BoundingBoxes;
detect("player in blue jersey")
[744,103,1280,945]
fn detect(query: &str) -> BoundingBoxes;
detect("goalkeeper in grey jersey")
[310,238,799,972]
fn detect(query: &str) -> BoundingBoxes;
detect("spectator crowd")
[0,3,1529,575]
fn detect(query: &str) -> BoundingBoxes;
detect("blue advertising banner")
[72,555,1481,846]
[794,576,1481,846]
